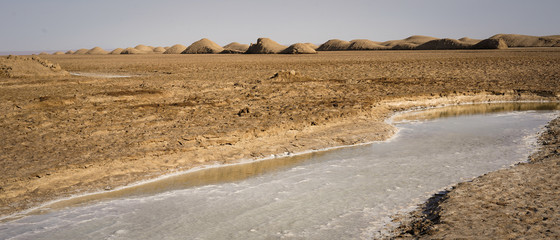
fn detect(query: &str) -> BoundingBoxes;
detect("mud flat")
[1,49,560,221]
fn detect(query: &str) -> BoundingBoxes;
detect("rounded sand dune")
[348,39,389,50]
[182,38,224,54]
[163,44,187,54]
[223,42,250,52]
[403,35,439,44]
[86,47,109,55]
[473,38,508,49]
[153,47,166,53]
[73,49,89,55]
[110,48,124,55]
[134,45,154,53]
[458,37,482,45]
[390,42,419,50]
[317,39,351,51]
[280,43,317,54]
[490,34,560,47]
[416,38,472,50]
[245,38,287,54]
[121,47,145,54]
[304,43,319,50]
[382,35,439,49]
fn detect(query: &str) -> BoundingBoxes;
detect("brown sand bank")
[1,49,560,219]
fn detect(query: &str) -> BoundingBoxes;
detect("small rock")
[237,107,250,117]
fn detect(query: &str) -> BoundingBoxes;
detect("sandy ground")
[1,50,559,237]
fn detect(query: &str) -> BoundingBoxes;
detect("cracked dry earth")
[1,49,560,221]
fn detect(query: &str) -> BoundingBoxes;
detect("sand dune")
[182,38,224,54]
[245,38,287,54]
[381,35,439,49]
[153,47,166,53]
[52,51,65,55]
[304,43,319,50]
[348,39,389,50]
[163,44,187,54]
[280,43,317,54]
[223,42,250,53]
[86,47,109,55]
[73,49,89,55]
[48,33,560,57]
[402,35,439,44]
[0,55,67,77]
[121,47,145,54]
[390,43,418,50]
[317,39,352,51]
[473,39,508,49]
[134,45,154,53]
[458,37,481,45]
[110,48,124,55]
[490,34,560,47]
[416,38,472,50]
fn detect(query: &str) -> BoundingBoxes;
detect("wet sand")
[1,50,560,236]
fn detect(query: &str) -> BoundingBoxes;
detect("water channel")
[1,103,558,239]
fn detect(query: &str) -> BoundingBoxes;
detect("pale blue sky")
[1,0,558,52]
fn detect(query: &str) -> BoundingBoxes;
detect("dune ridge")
[163,44,187,54]
[245,38,287,54]
[53,34,560,56]
[183,38,224,54]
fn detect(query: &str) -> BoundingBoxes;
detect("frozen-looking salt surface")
[70,72,132,78]
[0,104,558,240]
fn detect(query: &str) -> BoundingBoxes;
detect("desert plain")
[1,47,560,238]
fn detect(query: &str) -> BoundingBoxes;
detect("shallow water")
[0,103,558,239]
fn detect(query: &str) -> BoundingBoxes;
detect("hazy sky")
[1,0,559,52]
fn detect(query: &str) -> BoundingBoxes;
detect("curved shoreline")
[390,108,560,239]
[1,94,558,222]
